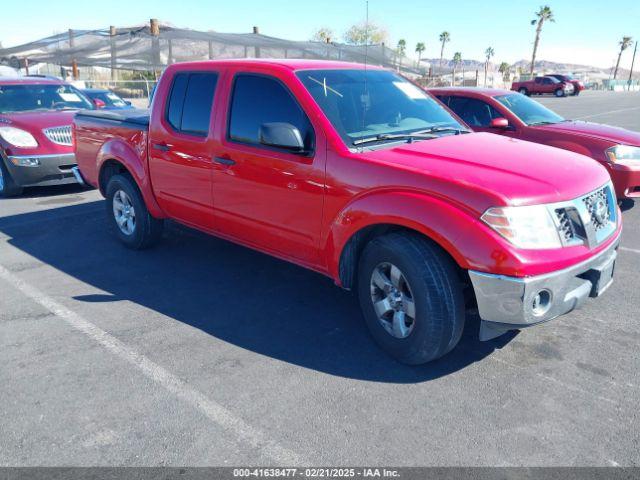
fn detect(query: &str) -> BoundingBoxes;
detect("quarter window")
[165,72,218,136]
[228,74,313,151]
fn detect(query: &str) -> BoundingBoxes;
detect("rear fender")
[96,137,166,218]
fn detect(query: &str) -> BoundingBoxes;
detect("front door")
[148,71,219,229]
[211,72,326,264]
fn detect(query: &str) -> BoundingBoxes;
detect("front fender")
[324,191,479,284]
[96,136,166,219]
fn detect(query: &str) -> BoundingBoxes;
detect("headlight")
[606,145,640,162]
[0,126,38,148]
[481,205,561,249]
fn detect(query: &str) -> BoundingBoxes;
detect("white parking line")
[621,246,640,254]
[0,264,305,465]
[577,106,640,120]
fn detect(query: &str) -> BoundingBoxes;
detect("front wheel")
[105,174,164,249]
[357,233,465,365]
[518,87,529,96]
[555,88,565,97]
[0,159,24,198]
[573,89,580,96]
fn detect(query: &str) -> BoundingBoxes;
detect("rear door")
[210,71,326,264]
[148,71,220,229]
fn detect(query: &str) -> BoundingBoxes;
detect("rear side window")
[165,72,218,136]
[228,74,313,151]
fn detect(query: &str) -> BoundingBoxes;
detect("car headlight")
[606,145,640,162]
[481,205,561,249]
[0,126,38,148]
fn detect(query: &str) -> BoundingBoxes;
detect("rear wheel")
[555,88,565,97]
[518,87,529,96]
[105,174,163,249]
[357,232,465,365]
[0,159,23,198]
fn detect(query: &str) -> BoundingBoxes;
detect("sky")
[1,0,639,69]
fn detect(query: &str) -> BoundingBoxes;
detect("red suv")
[0,76,93,197]
[430,87,640,199]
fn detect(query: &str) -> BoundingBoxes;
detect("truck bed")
[75,108,150,128]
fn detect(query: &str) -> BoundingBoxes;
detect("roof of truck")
[167,58,386,71]
[428,87,513,97]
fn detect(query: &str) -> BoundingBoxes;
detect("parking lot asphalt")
[1,91,639,467]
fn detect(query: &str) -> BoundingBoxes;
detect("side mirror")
[93,98,106,109]
[259,122,305,152]
[490,118,510,129]
[125,100,132,106]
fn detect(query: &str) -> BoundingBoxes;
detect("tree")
[343,21,388,45]
[415,42,426,67]
[529,5,555,75]
[614,36,633,79]
[499,62,511,82]
[311,27,334,43]
[452,52,462,85]
[439,31,450,66]
[397,39,407,56]
[484,47,495,86]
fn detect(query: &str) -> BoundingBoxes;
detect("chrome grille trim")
[548,181,617,248]
[43,125,72,146]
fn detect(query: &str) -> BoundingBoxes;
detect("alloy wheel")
[369,262,417,339]
[112,189,136,235]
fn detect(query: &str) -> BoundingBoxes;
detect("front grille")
[43,125,72,146]
[555,208,576,242]
[582,187,611,232]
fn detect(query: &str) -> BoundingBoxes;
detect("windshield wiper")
[419,126,470,135]
[529,120,567,126]
[353,132,437,146]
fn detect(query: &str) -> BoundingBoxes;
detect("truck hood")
[362,132,611,209]
[533,120,640,146]
[0,110,77,130]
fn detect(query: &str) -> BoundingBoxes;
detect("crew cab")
[73,60,621,364]
[511,76,574,97]
[0,76,94,196]
[546,74,585,96]
[431,87,640,199]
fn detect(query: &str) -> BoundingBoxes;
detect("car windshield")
[0,83,94,113]
[296,69,466,147]
[495,93,565,126]
[87,90,128,108]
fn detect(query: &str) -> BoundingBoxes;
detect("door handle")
[214,156,236,166]
[152,143,171,152]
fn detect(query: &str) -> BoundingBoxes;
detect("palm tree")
[499,62,511,82]
[529,6,555,75]
[396,39,406,69]
[439,31,450,66]
[614,36,633,79]
[484,47,495,86]
[415,42,426,69]
[452,52,462,85]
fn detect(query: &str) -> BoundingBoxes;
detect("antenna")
[361,0,369,133]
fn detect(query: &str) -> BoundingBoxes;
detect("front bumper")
[3,153,78,187]
[469,235,620,340]
[609,163,640,199]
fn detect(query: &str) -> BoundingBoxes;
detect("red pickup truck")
[511,76,574,97]
[73,60,621,364]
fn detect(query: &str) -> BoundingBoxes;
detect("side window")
[446,97,502,127]
[435,95,450,106]
[543,78,552,85]
[165,72,218,136]
[534,77,542,84]
[228,74,314,151]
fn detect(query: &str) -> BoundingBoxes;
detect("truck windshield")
[296,69,466,147]
[495,93,565,126]
[0,83,94,113]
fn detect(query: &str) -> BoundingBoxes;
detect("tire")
[0,158,24,198]
[555,88,565,97]
[573,89,580,96]
[357,232,465,365]
[105,173,163,249]
[518,87,529,96]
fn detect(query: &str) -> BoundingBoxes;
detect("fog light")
[10,157,41,167]
[532,289,552,316]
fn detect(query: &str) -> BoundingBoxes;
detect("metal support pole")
[253,26,260,58]
[208,40,214,60]
[167,38,173,65]
[150,18,161,76]
[110,26,117,80]
[69,29,79,80]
